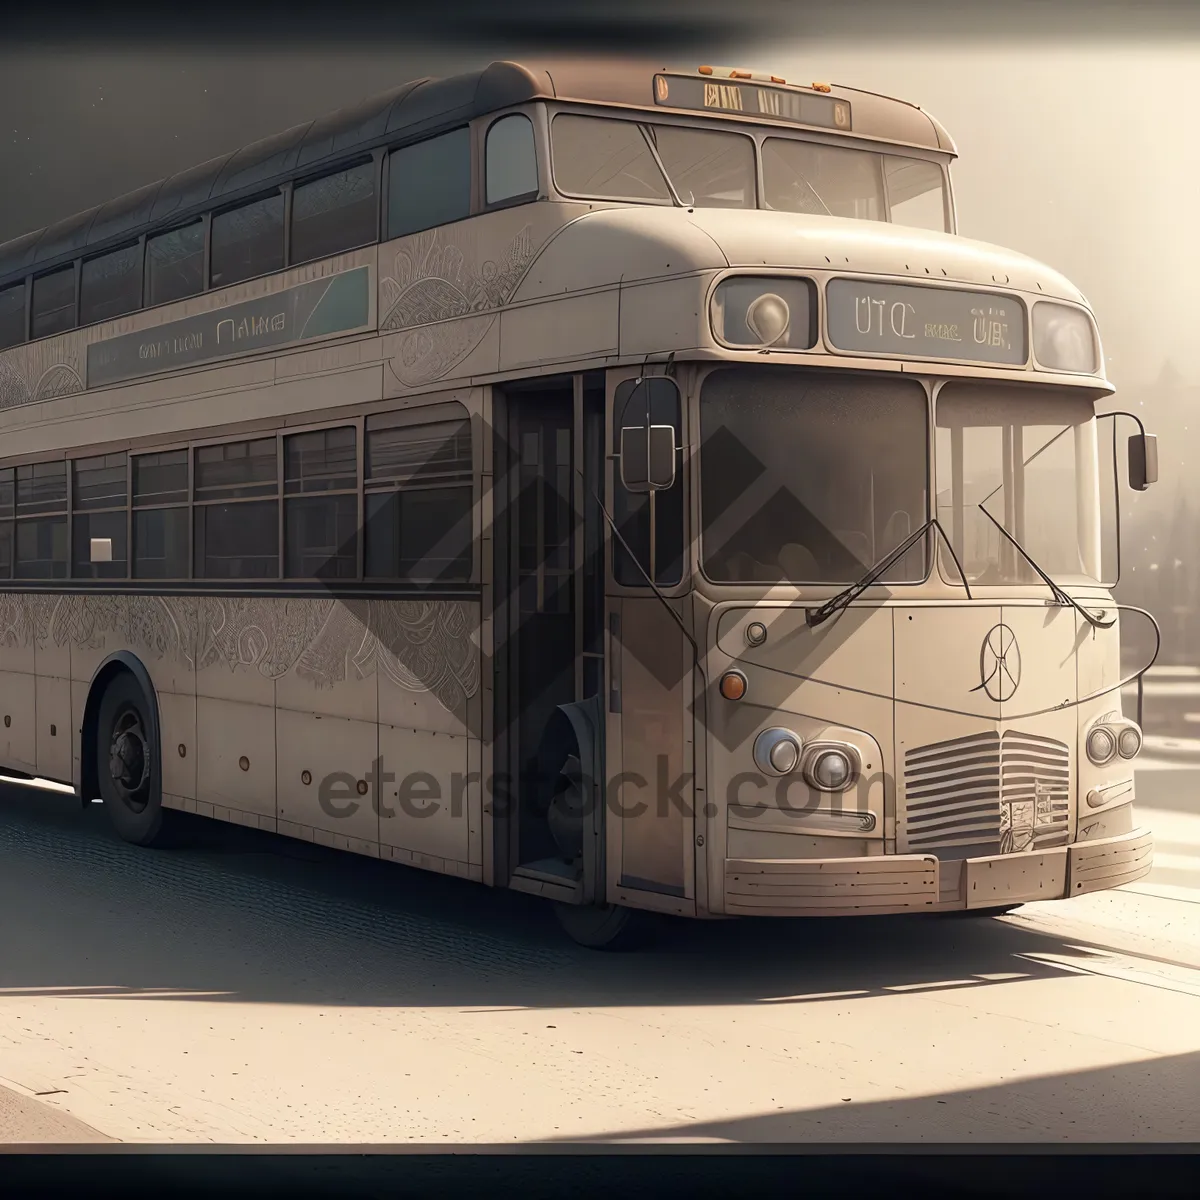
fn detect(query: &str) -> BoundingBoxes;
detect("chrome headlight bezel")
[753,727,803,777]
[801,742,862,793]
[1117,726,1142,760]
[1086,725,1118,766]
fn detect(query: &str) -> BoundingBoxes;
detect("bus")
[0,58,1160,948]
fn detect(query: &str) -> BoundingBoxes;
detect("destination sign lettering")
[825,279,1027,366]
[653,74,851,131]
[86,265,372,388]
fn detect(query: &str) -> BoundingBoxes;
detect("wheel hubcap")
[109,711,150,808]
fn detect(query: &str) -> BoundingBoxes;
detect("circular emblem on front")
[976,623,1021,702]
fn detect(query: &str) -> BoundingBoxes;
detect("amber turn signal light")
[719,670,747,701]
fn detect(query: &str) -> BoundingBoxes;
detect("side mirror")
[619,424,676,493]
[1128,432,1158,491]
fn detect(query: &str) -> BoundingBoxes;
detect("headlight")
[1118,726,1142,759]
[710,276,816,349]
[1086,725,1117,765]
[1032,301,1097,374]
[753,728,802,776]
[804,746,857,792]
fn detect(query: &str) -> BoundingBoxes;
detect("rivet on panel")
[239,756,250,772]
[302,770,312,786]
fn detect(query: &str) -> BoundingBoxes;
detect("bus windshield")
[550,112,950,232]
[699,366,930,584]
[935,384,1103,585]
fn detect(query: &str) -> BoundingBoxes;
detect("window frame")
[384,125,474,242]
[208,189,288,291]
[694,363,934,589]
[0,399,477,590]
[482,110,542,212]
[144,220,207,311]
[29,264,79,341]
[79,241,146,329]
[13,454,69,581]
[71,450,131,580]
[545,100,954,234]
[288,157,380,268]
[362,408,476,585]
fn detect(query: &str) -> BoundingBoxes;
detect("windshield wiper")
[976,505,1116,629]
[806,519,971,628]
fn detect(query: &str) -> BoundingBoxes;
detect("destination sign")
[653,74,851,131]
[86,265,372,388]
[825,279,1027,366]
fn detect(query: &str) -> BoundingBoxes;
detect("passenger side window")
[80,244,142,326]
[210,193,285,289]
[72,452,128,579]
[0,284,26,350]
[193,438,279,578]
[486,114,538,206]
[284,427,358,579]
[364,416,472,581]
[0,468,13,579]
[146,223,205,307]
[14,461,68,579]
[30,267,76,340]
[291,161,378,266]
[132,450,189,579]
[386,128,471,239]
[612,377,684,587]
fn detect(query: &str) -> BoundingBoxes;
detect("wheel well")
[78,655,160,807]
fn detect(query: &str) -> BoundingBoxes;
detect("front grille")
[903,730,1071,856]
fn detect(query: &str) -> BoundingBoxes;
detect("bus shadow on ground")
[557,1049,1200,1146]
[0,779,1185,1011]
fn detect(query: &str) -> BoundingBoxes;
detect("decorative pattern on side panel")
[0,594,479,716]
[0,340,85,409]
[380,224,534,388]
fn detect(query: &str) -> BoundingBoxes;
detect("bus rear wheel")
[95,672,172,848]
[553,901,644,950]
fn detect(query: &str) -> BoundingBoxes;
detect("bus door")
[603,370,696,915]
[491,373,606,902]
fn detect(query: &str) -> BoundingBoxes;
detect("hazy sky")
[1,31,1197,395]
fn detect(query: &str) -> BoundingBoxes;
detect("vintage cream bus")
[0,59,1159,947]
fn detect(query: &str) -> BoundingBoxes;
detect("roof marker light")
[812,82,832,93]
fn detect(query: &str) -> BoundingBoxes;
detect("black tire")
[553,901,647,950]
[95,672,172,848]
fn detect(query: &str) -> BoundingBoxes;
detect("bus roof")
[0,59,954,292]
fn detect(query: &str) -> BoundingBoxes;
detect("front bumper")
[723,826,1154,916]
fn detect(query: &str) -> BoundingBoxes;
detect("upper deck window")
[645,124,755,208]
[291,161,378,266]
[486,114,539,205]
[30,267,76,340]
[551,115,672,203]
[0,284,25,350]
[211,193,285,289]
[80,243,142,326]
[552,114,755,208]
[146,222,205,308]
[763,138,947,232]
[387,128,471,240]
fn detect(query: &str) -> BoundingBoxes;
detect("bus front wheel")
[95,672,172,848]
[553,901,645,950]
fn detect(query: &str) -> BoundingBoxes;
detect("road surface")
[2,751,1199,1144]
